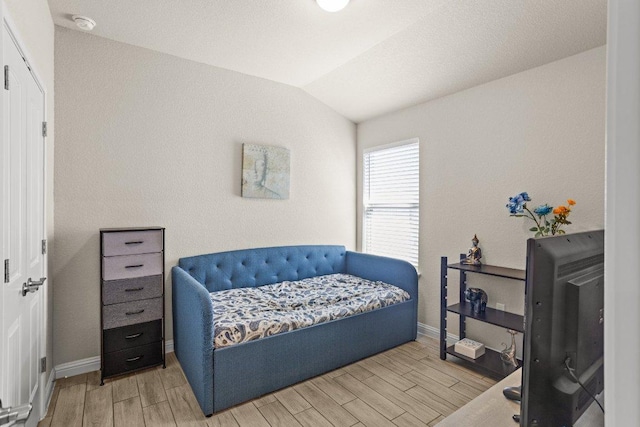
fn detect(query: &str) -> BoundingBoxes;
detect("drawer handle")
[126,355,144,363]
[125,333,143,339]
[125,241,144,245]
[125,264,144,269]
[125,309,145,316]
[125,287,144,292]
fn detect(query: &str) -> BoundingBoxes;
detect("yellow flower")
[567,199,576,206]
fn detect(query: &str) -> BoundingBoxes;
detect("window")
[363,139,419,267]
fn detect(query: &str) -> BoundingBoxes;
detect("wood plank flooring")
[38,337,496,427]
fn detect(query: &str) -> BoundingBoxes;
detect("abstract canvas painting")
[242,144,290,199]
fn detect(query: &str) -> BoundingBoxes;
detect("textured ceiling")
[48,0,607,123]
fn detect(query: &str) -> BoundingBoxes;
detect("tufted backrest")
[178,245,347,292]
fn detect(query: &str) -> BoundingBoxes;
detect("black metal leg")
[440,256,448,360]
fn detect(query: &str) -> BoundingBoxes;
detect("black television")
[520,230,604,426]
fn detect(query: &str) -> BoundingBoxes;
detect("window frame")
[362,137,420,269]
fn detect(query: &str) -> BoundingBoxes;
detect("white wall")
[358,46,606,353]
[2,0,55,379]
[53,27,356,366]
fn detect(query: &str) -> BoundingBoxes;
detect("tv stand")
[437,369,604,427]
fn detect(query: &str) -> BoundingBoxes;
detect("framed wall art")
[242,144,290,199]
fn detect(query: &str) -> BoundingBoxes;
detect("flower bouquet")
[506,192,576,237]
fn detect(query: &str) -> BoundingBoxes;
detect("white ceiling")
[48,0,607,123]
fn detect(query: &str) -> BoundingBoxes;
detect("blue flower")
[519,192,531,202]
[506,194,526,215]
[533,204,553,217]
[506,200,521,214]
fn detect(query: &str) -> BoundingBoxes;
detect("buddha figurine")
[463,234,482,265]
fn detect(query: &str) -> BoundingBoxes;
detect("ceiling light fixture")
[316,0,350,13]
[72,15,96,31]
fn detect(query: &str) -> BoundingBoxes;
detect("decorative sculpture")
[464,287,488,314]
[463,234,482,265]
[501,329,519,367]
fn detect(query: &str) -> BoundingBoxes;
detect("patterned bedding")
[210,273,410,348]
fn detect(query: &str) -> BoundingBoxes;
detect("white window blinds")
[363,139,419,267]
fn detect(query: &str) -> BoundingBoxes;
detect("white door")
[1,24,46,426]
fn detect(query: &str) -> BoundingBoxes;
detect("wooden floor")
[38,337,497,427]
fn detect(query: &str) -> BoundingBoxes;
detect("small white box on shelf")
[454,338,485,359]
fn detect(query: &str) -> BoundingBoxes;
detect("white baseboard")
[55,340,174,379]
[54,324,451,379]
[54,355,101,379]
[45,369,55,397]
[40,368,56,418]
[54,324,456,379]
[52,324,441,379]
[417,322,459,346]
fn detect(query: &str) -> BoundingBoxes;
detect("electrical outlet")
[496,303,506,311]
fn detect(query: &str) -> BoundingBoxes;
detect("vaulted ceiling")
[48,0,607,123]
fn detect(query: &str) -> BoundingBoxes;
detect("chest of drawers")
[100,227,165,383]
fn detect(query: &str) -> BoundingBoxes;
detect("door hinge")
[40,357,46,373]
[4,65,8,90]
[42,122,47,138]
[41,239,47,255]
[3,259,9,283]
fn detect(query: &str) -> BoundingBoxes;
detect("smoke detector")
[72,15,96,31]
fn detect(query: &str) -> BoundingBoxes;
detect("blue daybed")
[172,245,418,415]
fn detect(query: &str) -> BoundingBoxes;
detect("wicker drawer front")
[103,297,163,330]
[102,230,163,256]
[103,275,163,305]
[103,320,162,353]
[102,253,162,281]
[103,341,163,377]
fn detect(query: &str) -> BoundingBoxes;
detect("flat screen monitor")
[520,230,604,426]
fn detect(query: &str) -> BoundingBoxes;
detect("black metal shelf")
[440,255,526,379]
[446,346,521,379]
[447,262,526,281]
[446,302,524,333]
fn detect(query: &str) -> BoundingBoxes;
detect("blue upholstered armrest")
[345,251,418,300]
[172,266,215,414]
[345,251,418,339]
